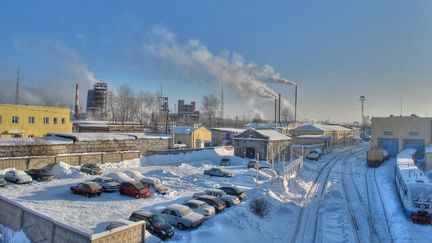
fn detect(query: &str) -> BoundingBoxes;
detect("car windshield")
[135,183,145,189]
[180,207,192,216]
[150,215,166,225]
[200,202,212,209]
[104,178,114,183]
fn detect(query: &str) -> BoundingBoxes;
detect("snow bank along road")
[1,144,431,243]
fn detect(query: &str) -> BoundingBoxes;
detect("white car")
[92,177,120,192]
[105,172,134,183]
[193,189,240,207]
[4,170,32,184]
[183,199,215,219]
[123,170,145,180]
[161,204,205,230]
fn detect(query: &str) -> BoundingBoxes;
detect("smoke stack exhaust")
[278,93,281,125]
[75,83,80,120]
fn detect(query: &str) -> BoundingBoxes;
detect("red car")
[70,182,103,197]
[119,181,151,199]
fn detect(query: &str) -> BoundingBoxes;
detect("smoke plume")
[144,27,295,119]
[0,41,98,109]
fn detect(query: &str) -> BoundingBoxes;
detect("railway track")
[365,167,394,243]
[290,146,367,243]
[340,149,370,243]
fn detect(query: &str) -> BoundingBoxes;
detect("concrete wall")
[0,137,169,157]
[0,151,141,170]
[0,195,146,243]
[371,116,432,151]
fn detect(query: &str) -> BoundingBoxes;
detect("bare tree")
[107,89,118,124]
[115,84,138,124]
[201,95,220,128]
[281,108,294,123]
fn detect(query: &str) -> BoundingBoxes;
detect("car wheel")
[72,190,76,194]
[86,193,90,198]
[15,179,19,184]
[97,192,101,196]
[135,193,140,199]
[177,223,186,230]
[226,202,231,208]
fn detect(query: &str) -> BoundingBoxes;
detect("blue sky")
[0,1,431,122]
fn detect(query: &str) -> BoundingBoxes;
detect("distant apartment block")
[0,104,72,138]
[172,99,199,122]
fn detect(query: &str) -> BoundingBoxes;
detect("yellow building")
[174,125,212,148]
[0,104,72,138]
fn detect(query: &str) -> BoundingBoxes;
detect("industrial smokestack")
[278,93,281,125]
[75,83,80,120]
[294,85,298,123]
[274,98,277,124]
[15,68,20,104]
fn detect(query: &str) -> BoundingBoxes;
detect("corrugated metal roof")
[291,124,351,132]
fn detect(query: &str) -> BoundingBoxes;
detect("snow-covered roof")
[243,122,276,129]
[291,124,352,132]
[211,128,245,133]
[0,137,73,146]
[296,135,331,139]
[254,129,291,141]
[173,126,193,135]
[47,132,170,141]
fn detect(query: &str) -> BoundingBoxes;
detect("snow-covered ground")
[1,145,431,243]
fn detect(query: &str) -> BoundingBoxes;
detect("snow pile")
[0,224,30,243]
[99,158,141,170]
[51,162,85,179]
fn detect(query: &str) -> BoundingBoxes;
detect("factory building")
[174,125,212,148]
[172,99,200,123]
[86,82,108,119]
[232,129,292,163]
[0,104,72,138]
[289,124,354,149]
[371,115,432,158]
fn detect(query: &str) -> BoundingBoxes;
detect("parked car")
[92,177,120,192]
[129,210,175,240]
[123,170,145,180]
[80,163,102,175]
[220,157,230,166]
[247,160,261,169]
[0,175,6,187]
[119,181,151,199]
[105,219,132,231]
[4,170,32,184]
[139,177,170,195]
[161,204,205,230]
[193,189,240,207]
[195,195,226,212]
[203,167,233,177]
[219,185,246,200]
[306,151,320,161]
[70,182,103,197]
[26,168,54,181]
[105,172,135,183]
[183,199,215,219]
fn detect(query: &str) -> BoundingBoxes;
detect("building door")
[377,138,399,157]
[403,139,425,159]
[246,147,256,159]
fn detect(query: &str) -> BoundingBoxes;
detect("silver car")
[193,189,240,207]
[183,199,215,219]
[92,177,120,192]
[203,167,233,177]
[0,175,6,187]
[140,177,170,195]
[161,204,205,230]
[4,170,32,184]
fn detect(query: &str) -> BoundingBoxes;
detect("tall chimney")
[15,68,20,104]
[278,93,281,125]
[274,98,277,124]
[294,85,298,123]
[75,83,80,120]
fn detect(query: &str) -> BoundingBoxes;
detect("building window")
[383,131,393,136]
[409,131,419,137]
[28,134,34,138]
[12,116,19,124]
[28,116,35,124]
[43,117,49,124]
[0,115,2,123]
[53,117,58,124]
[61,118,65,124]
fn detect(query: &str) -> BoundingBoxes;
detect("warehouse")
[371,115,432,158]
[289,124,354,149]
[232,128,291,163]
[211,128,245,146]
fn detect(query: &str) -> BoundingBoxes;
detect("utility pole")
[234,116,238,129]
[15,68,20,104]
[220,80,224,127]
[360,96,365,139]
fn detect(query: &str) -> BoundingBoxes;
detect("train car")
[395,148,432,223]
[366,147,389,167]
